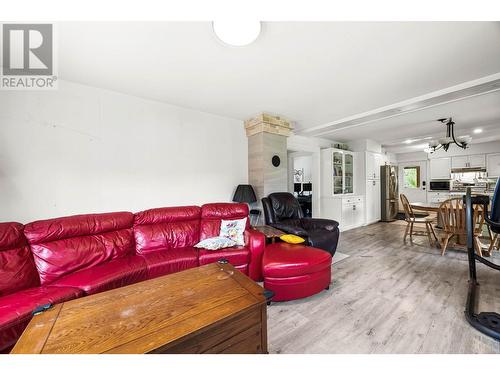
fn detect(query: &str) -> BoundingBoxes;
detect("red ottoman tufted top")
[262,242,332,279]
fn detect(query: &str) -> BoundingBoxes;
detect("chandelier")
[426,117,472,153]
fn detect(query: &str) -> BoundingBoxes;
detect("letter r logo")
[2,24,53,75]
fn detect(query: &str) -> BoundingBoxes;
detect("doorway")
[288,151,313,217]
[398,160,428,207]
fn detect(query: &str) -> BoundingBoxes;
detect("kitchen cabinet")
[321,148,355,196]
[487,153,500,177]
[451,154,485,169]
[342,196,365,229]
[468,154,486,168]
[365,179,381,224]
[366,152,383,180]
[451,156,468,169]
[430,157,451,180]
[320,196,365,232]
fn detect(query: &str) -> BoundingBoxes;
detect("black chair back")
[261,192,304,225]
[490,179,500,233]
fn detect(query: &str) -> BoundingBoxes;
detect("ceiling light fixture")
[212,20,261,47]
[473,128,483,134]
[404,139,414,144]
[426,117,471,153]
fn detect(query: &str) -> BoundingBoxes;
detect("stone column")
[245,113,293,224]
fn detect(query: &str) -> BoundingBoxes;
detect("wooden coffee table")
[11,263,268,354]
[252,225,286,243]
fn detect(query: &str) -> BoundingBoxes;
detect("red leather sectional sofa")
[0,203,265,353]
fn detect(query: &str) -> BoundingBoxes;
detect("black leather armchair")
[262,192,339,255]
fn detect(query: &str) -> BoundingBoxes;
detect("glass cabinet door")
[333,152,343,195]
[344,153,353,194]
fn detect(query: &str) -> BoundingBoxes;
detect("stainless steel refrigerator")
[380,165,399,222]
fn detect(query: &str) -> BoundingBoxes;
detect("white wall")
[348,139,382,153]
[382,150,398,164]
[396,151,428,163]
[0,80,248,223]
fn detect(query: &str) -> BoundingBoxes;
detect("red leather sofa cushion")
[199,203,249,240]
[133,206,201,253]
[50,256,148,295]
[198,203,264,279]
[0,286,82,352]
[0,222,40,297]
[24,212,135,285]
[140,247,198,279]
[198,246,250,267]
[262,242,332,278]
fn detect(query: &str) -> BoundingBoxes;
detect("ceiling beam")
[297,73,500,138]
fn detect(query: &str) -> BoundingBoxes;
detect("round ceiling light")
[213,20,261,46]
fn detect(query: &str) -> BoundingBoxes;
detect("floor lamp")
[232,184,259,226]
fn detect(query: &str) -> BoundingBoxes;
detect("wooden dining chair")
[488,232,499,253]
[438,198,485,256]
[400,193,438,247]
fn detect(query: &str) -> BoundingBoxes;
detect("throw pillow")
[280,234,305,244]
[194,236,237,250]
[219,218,247,246]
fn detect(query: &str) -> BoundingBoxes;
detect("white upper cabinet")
[451,156,468,169]
[366,152,383,179]
[451,154,485,169]
[468,154,486,168]
[430,157,451,180]
[487,153,500,177]
[321,148,355,196]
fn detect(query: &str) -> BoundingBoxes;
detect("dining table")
[410,201,441,213]
[410,201,442,228]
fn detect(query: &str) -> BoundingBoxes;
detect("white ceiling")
[58,22,500,153]
[358,90,500,153]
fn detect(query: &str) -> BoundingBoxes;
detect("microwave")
[429,180,450,191]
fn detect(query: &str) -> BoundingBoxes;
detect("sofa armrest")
[300,218,339,232]
[271,223,309,237]
[244,228,266,282]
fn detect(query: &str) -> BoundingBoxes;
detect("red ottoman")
[262,242,332,302]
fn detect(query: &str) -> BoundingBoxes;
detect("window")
[403,166,420,189]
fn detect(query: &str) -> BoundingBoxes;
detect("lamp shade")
[232,184,257,203]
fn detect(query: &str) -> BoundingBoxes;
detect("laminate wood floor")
[267,221,500,353]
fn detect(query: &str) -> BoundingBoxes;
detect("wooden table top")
[11,263,266,354]
[411,201,485,213]
[252,225,286,238]
[410,202,442,212]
